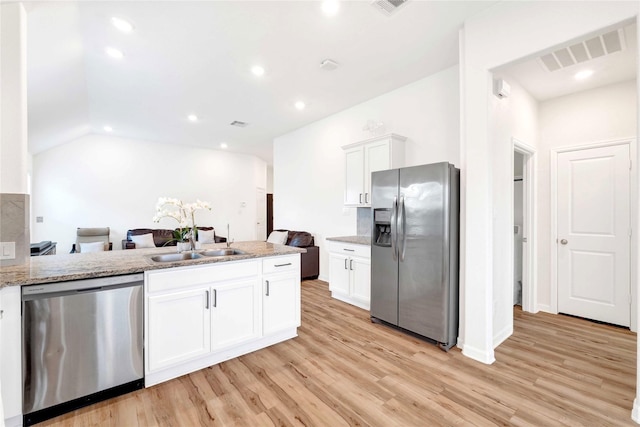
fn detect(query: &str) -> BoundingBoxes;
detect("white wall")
[460,0,638,365]
[32,134,266,252]
[0,3,28,195]
[537,80,638,313]
[274,66,460,280]
[488,79,539,347]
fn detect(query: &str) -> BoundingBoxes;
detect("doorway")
[513,140,536,313]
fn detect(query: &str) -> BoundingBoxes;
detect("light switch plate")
[0,242,16,260]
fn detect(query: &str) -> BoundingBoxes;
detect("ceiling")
[497,22,637,102]
[25,0,498,164]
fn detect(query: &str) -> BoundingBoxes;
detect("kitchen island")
[0,242,304,427]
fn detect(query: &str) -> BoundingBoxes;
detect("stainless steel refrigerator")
[370,162,459,350]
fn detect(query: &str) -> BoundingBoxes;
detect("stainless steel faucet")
[226,224,234,248]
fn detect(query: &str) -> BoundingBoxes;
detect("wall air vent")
[230,121,249,128]
[371,0,408,16]
[538,28,626,72]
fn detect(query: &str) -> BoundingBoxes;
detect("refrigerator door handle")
[391,196,398,261]
[399,196,406,262]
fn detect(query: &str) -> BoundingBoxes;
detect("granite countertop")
[0,241,305,288]
[326,236,371,246]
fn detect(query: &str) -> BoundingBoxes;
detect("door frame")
[550,138,636,330]
[512,138,537,313]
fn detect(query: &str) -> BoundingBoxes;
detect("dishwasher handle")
[22,273,144,300]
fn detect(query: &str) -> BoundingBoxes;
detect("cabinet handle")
[350,259,354,270]
[205,290,210,309]
[359,193,363,204]
[365,193,369,204]
[213,289,217,308]
[274,263,292,267]
[343,248,355,252]
[344,259,348,270]
[265,280,270,296]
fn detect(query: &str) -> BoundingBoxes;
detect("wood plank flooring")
[39,280,637,426]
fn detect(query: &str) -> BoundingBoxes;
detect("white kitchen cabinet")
[0,286,22,426]
[145,255,300,387]
[263,255,301,335]
[342,133,406,207]
[211,278,261,351]
[147,287,211,372]
[327,242,371,310]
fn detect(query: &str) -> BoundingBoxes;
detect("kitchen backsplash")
[357,207,371,237]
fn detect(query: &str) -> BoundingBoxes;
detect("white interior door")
[256,188,266,241]
[557,143,630,327]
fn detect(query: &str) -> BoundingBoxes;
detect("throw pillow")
[289,232,313,247]
[267,230,288,245]
[80,241,105,253]
[131,233,156,249]
[198,229,215,244]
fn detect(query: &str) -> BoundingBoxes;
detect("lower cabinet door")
[351,256,371,306]
[211,278,261,351]
[263,274,299,335]
[147,288,211,372]
[329,253,350,294]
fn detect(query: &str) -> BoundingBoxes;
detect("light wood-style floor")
[40,279,637,426]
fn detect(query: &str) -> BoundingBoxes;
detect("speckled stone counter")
[326,236,371,246]
[0,241,305,287]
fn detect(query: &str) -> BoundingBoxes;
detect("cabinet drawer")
[262,255,299,275]
[147,260,259,293]
[328,242,370,259]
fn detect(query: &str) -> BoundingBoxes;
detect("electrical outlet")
[36,216,44,223]
[0,242,16,260]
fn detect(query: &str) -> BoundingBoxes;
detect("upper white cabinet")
[343,133,406,207]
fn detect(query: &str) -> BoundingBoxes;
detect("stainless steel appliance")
[371,162,459,350]
[22,274,144,426]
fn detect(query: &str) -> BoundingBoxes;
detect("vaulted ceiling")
[25,2,635,166]
[25,1,498,164]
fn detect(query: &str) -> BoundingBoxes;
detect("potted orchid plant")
[153,197,211,252]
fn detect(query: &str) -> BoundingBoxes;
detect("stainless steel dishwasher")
[22,273,144,426]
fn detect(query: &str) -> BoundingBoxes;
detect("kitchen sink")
[200,248,246,257]
[150,252,203,262]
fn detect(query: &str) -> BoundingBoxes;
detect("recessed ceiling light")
[105,47,124,59]
[251,66,265,77]
[188,114,198,122]
[220,143,228,149]
[103,125,113,132]
[322,0,340,16]
[111,17,134,33]
[574,69,594,80]
[295,101,306,110]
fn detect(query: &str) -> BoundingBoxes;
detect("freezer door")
[370,168,399,325]
[398,163,450,342]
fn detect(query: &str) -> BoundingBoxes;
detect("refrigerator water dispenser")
[373,208,392,247]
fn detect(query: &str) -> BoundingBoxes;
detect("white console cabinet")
[328,242,371,310]
[145,254,300,387]
[343,134,405,207]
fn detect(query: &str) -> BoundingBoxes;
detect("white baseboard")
[5,414,22,427]
[632,398,640,424]
[493,324,513,348]
[318,274,329,282]
[537,304,553,314]
[462,343,496,365]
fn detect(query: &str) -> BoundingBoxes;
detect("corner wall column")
[0,3,30,266]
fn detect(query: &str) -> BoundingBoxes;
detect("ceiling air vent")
[538,28,626,72]
[371,0,408,16]
[230,121,249,128]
